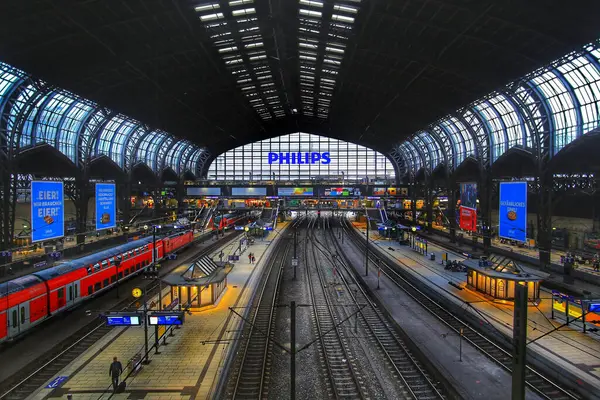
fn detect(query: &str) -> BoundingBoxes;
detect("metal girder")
[388,147,407,182]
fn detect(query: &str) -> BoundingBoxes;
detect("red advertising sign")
[459,206,477,232]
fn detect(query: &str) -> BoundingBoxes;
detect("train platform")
[352,222,600,398]
[417,229,600,297]
[0,229,221,385]
[27,223,289,400]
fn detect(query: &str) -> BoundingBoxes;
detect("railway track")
[305,216,365,399]
[318,216,445,400]
[227,236,291,399]
[339,217,578,400]
[0,233,240,400]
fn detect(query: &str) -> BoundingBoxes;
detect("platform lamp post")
[365,216,369,276]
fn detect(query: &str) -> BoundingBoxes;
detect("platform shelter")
[463,258,548,302]
[162,255,230,310]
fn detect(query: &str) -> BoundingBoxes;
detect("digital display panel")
[499,182,527,242]
[31,181,65,243]
[95,183,116,230]
[459,182,477,210]
[148,314,184,325]
[106,314,142,326]
[232,187,267,196]
[187,187,221,196]
[322,187,361,197]
[277,187,313,196]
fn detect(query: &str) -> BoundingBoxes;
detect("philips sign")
[268,152,331,165]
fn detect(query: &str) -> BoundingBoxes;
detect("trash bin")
[430,253,435,261]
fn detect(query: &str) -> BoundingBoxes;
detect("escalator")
[366,208,381,230]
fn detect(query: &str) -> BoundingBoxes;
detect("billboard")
[95,183,117,230]
[232,187,267,196]
[31,181,65,243]
[186,187,221,196]
[277,187,313,196]
[499,181,527,242]
[322,187,361,197]
[459,182,477,210]
[459,206,477,232]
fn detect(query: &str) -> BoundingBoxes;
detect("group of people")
[248,252,256,264]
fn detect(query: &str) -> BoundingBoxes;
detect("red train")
[0,230,193,343]
[213,213,247,231]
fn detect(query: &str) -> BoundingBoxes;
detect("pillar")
[537,170,553,268]
[447,179,457,243]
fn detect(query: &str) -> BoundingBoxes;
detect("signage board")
[187,187,221,196]
[322,187,361,197]
[459,182,477,210]
[95,183,117,230]
[459,206,477,232]
[148,312,185,326]
[499,182,527,242]
[46,376,68,389]
[106,313,143,326]
[277,187,313,196]
[268,152,331,164]
[292,258,298,267]
[232,187,267,196]
[31,181,65,243]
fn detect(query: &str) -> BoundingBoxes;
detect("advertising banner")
[96,183,117,230]
[372,187,409,196]
[277,187,313,196]
[459,182,477,210]
[499,181,528,242]
[186,187,221,196]
[322,187,361,197]
[31,181,65,243]
[459,206,477,232]
[232,187,267,196]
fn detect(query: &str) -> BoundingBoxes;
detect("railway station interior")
[1,1,600,400]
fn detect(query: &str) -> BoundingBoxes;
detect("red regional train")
[213,213,247,231]
[0,229,193,343]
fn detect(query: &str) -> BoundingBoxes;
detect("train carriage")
[0,276,48,342]
[0,229,195,344]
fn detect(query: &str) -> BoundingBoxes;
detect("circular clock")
[132,287,143,298]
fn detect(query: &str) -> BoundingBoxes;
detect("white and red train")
[213,213,247,231]
[0,230,194,343]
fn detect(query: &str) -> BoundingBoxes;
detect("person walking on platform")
[248,252,252,264]
[252,255,256,264]
[109,357,123,392]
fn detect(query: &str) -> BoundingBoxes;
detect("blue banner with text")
[499,181,527,242]
[31,181,64,243]
[96,183,117,230]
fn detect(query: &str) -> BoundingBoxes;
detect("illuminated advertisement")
[31,181,65,243]
[277,187,313,196]
[322,187,361,197]
[187,187,221,196]
[95,183,116,230]
[459,182,477,210]
[499,181,527,242]
[232,187,267,196]
[373,187,409,196]
[268,152,331,164]
[459,207,477,232]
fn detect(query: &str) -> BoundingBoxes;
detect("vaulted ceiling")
[1,0,598,156]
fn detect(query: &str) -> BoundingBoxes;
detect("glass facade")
[207,132,395,181]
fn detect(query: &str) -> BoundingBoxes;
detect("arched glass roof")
[0,61,208,176]
[396,39,600,173]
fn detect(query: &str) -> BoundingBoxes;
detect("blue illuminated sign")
[31,181,65,243]
[106,314,142,326]
[46,376,68,389]
[148,313,184,325]
[499,182,527,242]
[268,152,331,164]
[96,183,117,231]
[589,303,600,312]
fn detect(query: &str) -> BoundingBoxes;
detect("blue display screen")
[96,183,116,230]
[499,182,528,242]
[106,315,141,326]
[31,181,65,243]
[148,314,184,325]
[589,303,600,312]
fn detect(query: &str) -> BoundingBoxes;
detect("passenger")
[252,255,256,264]
[109,356,123,393]
[248,253,253,263]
